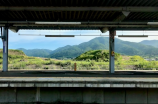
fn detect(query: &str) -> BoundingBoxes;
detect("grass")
[1,49,158,70]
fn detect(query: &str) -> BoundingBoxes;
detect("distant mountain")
[17,48,52,57]
[140,40,158,48]
[17,38,158,59]
[49,37,109,59]
[49,37,158,59]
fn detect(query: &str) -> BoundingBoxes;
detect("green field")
[0,49,158,70]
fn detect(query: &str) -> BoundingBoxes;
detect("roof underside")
[1,0,158,31]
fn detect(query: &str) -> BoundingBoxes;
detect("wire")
[18,34,108,36]
[18,34,158,37]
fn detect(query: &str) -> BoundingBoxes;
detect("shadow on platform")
[0,70,158,77]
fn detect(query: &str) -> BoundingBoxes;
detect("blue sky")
[1,30,158,50]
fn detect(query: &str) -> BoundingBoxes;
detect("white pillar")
[2,27,8,72]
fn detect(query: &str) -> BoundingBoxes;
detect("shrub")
[20,62,26,69]
[66,60,72,65]
[90,60,95,66]
[43,67,49,69]
[0,55,2,59]
[12,64,21,69]
[43,60,53,65]
[35,64,42,68]
[45,58,51,60]
[0,60,2,64]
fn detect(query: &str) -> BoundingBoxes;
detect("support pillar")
[2,27,8,72]
[109,29,116,73]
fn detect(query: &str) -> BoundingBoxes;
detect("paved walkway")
[0,70,157,88]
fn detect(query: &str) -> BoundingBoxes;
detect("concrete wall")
[0,87,158,104]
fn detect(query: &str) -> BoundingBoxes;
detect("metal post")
[74,63,77,71]
[109,29,116,73]
[36,87,40,102]
[2,27,8,72]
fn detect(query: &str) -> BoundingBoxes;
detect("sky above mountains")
[1,30,158,50]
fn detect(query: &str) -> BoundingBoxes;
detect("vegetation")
[75,50,121,62]
[0,49,158,71]
[49,37,158,59]
[17,38,158,59]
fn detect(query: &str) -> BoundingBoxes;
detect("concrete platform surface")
[0,70,157,88]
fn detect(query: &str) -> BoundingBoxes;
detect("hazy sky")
[1,30,158,50]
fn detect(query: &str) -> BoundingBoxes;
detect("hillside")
[0,49,25,57]
[16,38,158,59]
[49,37,158,59]
[0,49,26,61]
[140,40,158,48]
[17,48,52,57]
[0,49,70,70]
[0,49,157,71]
[49,37,109,59]
[75,50,121,62]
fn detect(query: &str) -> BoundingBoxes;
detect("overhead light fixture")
[9,27,19,33]
[118,35,148,37]
[122,11,130,17]
[147,22,158,25]
[100,27,108,33]
[35,22,81,25]
[45,35,75,37]
[19,34,109,37]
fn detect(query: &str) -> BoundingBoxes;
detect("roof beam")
[100,11,130,33]
[113,11,130,22]
[14,26,158,31]
[0,7,158,12]
[0,24,156,28]
[112,15,125,22]
[0,21,148,24]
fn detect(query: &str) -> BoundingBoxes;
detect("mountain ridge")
[139,40,158,48]
[17,37,158,59]
[17,48,52,57]
[49,37,158,59]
